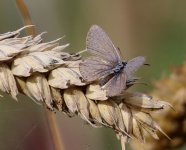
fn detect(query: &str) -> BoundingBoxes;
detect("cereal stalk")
[15,1,64,149]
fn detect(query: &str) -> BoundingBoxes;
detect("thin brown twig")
[16,0,35,36]
[44,108,65,150]
[16,1,65,149]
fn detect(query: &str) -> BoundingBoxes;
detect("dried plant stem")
[16,0,35,36]
[121,142,126,150]
[16,1,64,149]
[120,136,126,150]
[44,108,65,150]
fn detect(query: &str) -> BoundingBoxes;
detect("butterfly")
[80,25,145,97]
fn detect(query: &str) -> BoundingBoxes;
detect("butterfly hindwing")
[125,56,145,80]
[101,72,127,97]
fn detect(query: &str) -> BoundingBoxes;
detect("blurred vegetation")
[0,0,185,150]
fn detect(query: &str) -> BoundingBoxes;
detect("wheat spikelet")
[131,63,186,150]
[0,26,171,150]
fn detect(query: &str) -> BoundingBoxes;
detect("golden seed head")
[0,26,173,149]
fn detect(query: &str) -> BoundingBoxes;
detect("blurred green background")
[0,0,185,150]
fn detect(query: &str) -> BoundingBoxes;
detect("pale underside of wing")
[79,57,113,82]
[101,71,127,97]
[86,25,121,66]
[125,56,145,80]
[99,73,114,87]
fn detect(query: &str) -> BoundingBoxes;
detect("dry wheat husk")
[131,63,186,150]
[0,26,172,150]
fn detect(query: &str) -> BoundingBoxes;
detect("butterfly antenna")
[144,63,150,66]
[132,82,149,86]
[127,79,149,88]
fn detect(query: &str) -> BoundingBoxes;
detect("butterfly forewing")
[80,57,113,82]
[101,72,127,97]
[86,25,121,66]
[125,56,145,79]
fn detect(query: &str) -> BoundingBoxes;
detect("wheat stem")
[15,1,65,149]
[16,0,35,36]
[44,108,65,150]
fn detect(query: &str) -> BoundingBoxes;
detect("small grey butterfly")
[80,25,145,97]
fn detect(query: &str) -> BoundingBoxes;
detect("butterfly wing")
[99,73,114,87]
[101,72,127,97]
[125,56,145,79]
[81,25,128,94]
[80,57,113,82]
[86,25,122,66]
